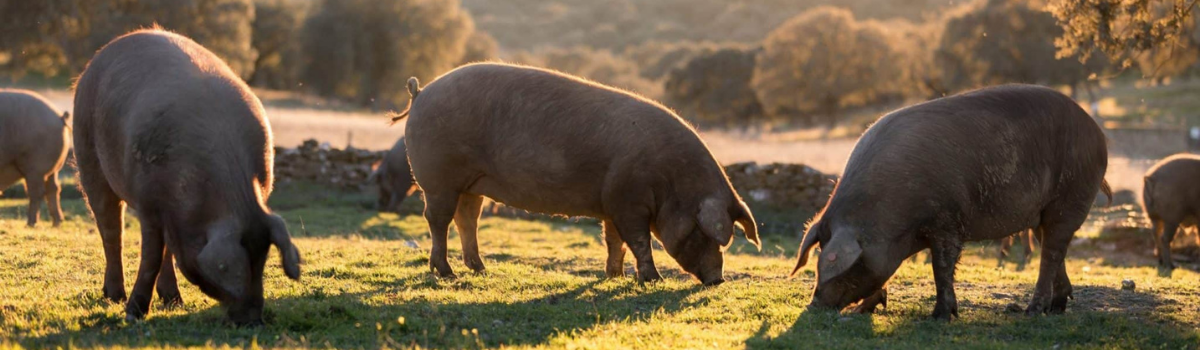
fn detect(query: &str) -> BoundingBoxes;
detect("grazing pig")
[372,137,418,213]
[73,29,301,325]
[1143,154,1200,271]
[0,90,70,227]
[391,63,759,285]
[792,84,1110,320]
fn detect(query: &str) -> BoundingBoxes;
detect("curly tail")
[388,77,422,125]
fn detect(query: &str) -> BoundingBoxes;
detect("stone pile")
[723,162,837,213]
[273,139,385,191]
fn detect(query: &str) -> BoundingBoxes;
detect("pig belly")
[465,174,604,218]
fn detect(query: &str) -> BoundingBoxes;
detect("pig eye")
[218,263,228,272]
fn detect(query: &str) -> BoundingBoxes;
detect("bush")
[936,0,1107,91]
[459,31,500,64]
[510,47,662,99]
[248,0,308,89]
[0,0,257,80]
[300,0,474,110]
[752,7,905,127]
[664,46,764,127]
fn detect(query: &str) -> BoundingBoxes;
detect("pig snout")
[226,301,264,327]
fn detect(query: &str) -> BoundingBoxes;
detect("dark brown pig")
[372,137,417,213]
[1143,154,1200,271]
[73,29,301,325]
[391,63,759,285]
[792,84,1110,320]
[0,90,70,227]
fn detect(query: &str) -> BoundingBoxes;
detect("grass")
[0,179,1198,349]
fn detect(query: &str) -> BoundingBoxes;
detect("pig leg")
[19,171,44,227]
[929,237,962,320]
[455,193,486,272]
[125,214,166,320]
[1018,229,1035,270]
[43,173,63,226]
[1157,221,1179,271]
[996,236,1012,268]
[377,185,392,212]
[612,214,661,283]
[852,286,887,314]
[423,192,458,278]
[602,220,627,278]
[1049,259,1072,313]
[156,250,183,308]
[1026,223,1075,315]
[80,169,128,302]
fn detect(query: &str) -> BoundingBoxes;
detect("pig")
[72,29,301,325]
[372,137,418,213]
[391,63,759,285]
[792,84,1110,320]
[1142,153,1200,271]
[0,90,70,227]
[996,229,1036,269]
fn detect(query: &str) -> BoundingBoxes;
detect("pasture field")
[1,179,1198,349]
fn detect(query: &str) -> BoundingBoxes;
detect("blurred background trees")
[0,0,256,79]
[663,46,763,127]
[300,0,474,110]
[752,7,904,127]
[2,0,1198,129]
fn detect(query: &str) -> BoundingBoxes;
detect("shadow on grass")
[744,285,1199,348]
[19,278,708,348]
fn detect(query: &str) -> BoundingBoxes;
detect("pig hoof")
[464,259,486,273]
[605,268,625,278]
[636,270,662,283]
[103,289,127,303]
[930,308,958,321]
[159,295,184,309]
[124,309,146,322]
[1024,301,1050,316]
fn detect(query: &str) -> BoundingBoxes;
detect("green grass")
[0,181,1198,349]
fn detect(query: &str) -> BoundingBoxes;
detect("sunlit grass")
[0,183,1198,349]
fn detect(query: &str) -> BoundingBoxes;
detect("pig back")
[72,30,273,206]
[832,85,1107,239]
[0,90,68,167]
[405,63,727,216]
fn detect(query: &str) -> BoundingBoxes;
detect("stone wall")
[271,140,840,235]
[273,140,385,190]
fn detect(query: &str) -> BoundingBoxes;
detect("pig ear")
[734,200,760,250]
[791,220,822,277]
[697,198,734,247]
[817,232,862,284]
[267,214,302,280]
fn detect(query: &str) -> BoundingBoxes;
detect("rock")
[1121,279,1136,291]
